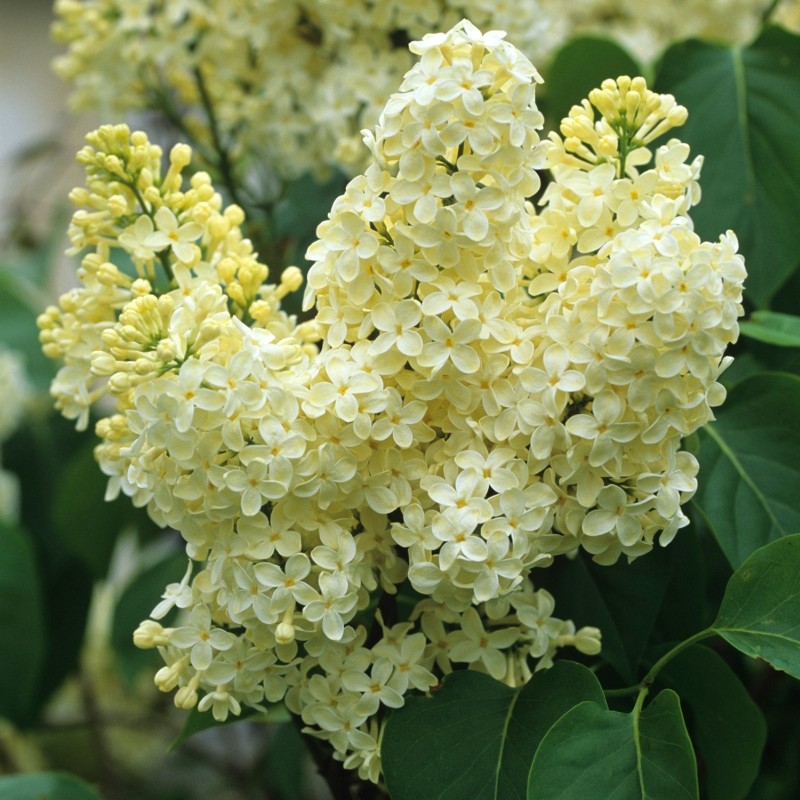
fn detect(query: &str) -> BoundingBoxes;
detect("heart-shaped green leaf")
[713,533,800,679]
[693,372,800,568]
[527,690,698,800]
[656,26,800,308]
[0,265,55,391]
[543,37,642,128]
[52,443,144,579]
[170,703,281,751]
[382,661,604,800]
[659,645,766,800]
[111,550,189,685]
[544,545,676,683]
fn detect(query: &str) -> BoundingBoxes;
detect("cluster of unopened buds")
[40,20,744,784]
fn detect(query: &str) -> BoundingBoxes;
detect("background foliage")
[1,5,799,800]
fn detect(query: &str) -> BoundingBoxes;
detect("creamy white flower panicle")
[42,22,745,785]
[526,78,744,562]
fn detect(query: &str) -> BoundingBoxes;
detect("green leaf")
[273,170,347,315]
[653,522,711,641]
[713,533,800,680]
[170,706,260,750]
[718,343,800,389]
[2,419,95,709]
[0,772,104,800]
[382,661,605,800]
[693,372,800,568]
[170,702,287,751]
[527,690,698,800]
[274,173,345,240]
[739,310,800,347]
[111,550,188,684]
[0,523,45,726]
[659,645,766,800]
[543,37,642,128]
[0,267,54,391]
[655,27,800,308]
[52,442,139,578]
[545,545,676,683]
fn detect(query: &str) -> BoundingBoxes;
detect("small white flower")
[144,207,203,263]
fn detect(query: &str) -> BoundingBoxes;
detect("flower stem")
[193,64,245,211]
[640,627,715,688]
[603,627,716,700]
[762,0,782,25]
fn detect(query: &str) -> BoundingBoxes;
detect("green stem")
[640,627,715,688]
[79,667,121,797]
[123,180,174,284]
[147,80,218,169]
[193,65,285,264]
[625,629,715,798]
[762,0,782,25]
[626,627,715,789]
[193,64,244,210]
[604,627,716,700]
[149,68,281,265]
[617,125,630,178]
[631,683,648,796]
[125,180,151,218]
[436,155,458,174]
[604,684,641,698]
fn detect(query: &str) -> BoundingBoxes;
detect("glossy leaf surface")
[693,373,800,568]
[656,27,800,307]
[527,690,698,800]
[713,533,800,680]
[382,662,604,800]
[659,645,766,800]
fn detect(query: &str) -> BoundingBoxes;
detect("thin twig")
[79,669,120,796]
[761,0,782,25]
[192,64,244,210]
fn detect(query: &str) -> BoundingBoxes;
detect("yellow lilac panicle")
[37,124,304,429]
[42,21,746,785]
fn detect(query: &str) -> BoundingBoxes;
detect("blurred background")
[0,0,88,248]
